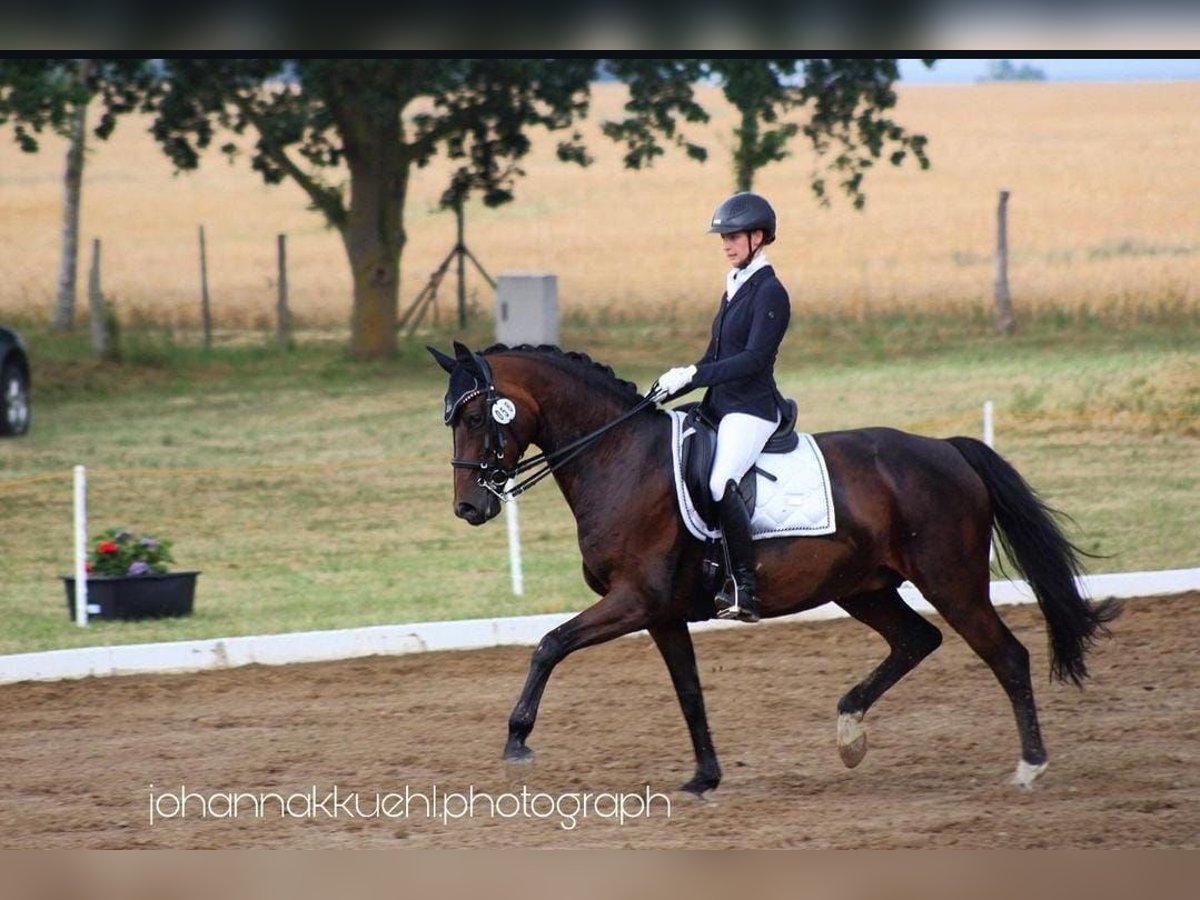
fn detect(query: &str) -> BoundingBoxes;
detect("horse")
[428,340,1119,794]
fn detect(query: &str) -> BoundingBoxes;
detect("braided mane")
[482,343,644,406]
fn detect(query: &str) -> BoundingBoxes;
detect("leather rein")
[448,353,659,502]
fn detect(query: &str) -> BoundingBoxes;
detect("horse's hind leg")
[910,567,1048,789]
[835,587,943,768]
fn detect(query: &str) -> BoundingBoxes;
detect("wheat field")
[1,79,1198,330]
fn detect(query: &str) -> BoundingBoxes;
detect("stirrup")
[716,603,760,623]
[714,580,760,623]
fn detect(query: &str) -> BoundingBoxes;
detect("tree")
[0,58,156,331]
[720,58,805,193]
[147,59,598,359]
[982,60,1047,82]
[5,58,937,359]
[605,58,934,204]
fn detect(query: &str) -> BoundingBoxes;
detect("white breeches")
[709,411,780,501]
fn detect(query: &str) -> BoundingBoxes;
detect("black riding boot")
[714,479,760,623]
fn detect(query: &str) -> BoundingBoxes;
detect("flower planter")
[61,572,200,620]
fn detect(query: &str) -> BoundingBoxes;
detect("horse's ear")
[452,340,483,376]
[426,345,457,374]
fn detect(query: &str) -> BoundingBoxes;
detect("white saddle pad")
[668,410,837,542]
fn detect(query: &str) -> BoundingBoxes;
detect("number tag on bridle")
[492,398,517,425]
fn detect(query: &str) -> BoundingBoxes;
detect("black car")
[0,326,31,436]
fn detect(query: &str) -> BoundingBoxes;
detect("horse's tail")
[946,436,1121,686]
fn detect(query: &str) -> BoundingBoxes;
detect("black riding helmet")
[707,192,777,244]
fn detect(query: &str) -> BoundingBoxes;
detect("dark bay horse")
[429,341,1119,794]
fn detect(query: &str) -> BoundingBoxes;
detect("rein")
[500,396,658,499]
[449,352,659,502]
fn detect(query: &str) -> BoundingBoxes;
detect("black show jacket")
[691,265,790,421]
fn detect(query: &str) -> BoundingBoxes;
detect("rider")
[654,192,791,623]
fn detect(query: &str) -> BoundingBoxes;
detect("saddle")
[677,399,800,528]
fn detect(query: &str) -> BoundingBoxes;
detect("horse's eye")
[466,412,484,429]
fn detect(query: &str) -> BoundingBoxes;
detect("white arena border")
[2,568,1197,686]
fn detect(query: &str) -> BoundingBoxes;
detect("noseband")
[446,352,657,502]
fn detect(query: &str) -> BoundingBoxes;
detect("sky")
[900,58,1200,83]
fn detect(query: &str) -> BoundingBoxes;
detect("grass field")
[1,81,1198,329]
[0,76,1196,656]
[0,317,1195,655]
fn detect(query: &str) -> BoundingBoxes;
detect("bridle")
[447,352,658,502]
[447,353,516,498]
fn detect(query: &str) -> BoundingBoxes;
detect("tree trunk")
[343,213,403,359]
[734,105,757,193]
[336,106,407,360]
[53,60,92,332]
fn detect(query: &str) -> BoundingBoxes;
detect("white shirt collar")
[725,251,770,301]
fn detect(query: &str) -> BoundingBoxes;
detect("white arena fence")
[1,568,1197,685]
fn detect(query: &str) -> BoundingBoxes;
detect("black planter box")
[61,572,200,620]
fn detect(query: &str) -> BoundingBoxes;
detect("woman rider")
[654,192,791,623]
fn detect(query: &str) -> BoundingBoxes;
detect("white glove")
[655,365,697,397]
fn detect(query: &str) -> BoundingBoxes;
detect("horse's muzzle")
[455,500,498,526]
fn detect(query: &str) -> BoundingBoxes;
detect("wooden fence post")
[994,190,1015,335]
[87,238,107,358]
[276,233,291,351]
[198,225,213,349]
[86,237,118,360]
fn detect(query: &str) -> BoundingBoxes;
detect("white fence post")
[504,483,524,596]
[73,465,89,626]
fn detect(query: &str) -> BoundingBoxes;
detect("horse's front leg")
[648,618,721,795]
[504,583,651,764]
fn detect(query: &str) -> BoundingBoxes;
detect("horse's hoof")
[1010,758,1048,790]
[503,744,535,765]
[679,776,719,798]
[837,711,868,768]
